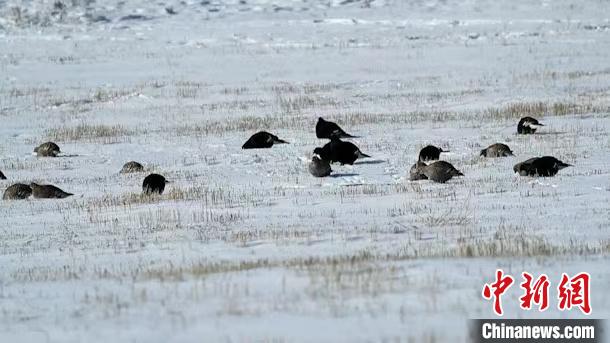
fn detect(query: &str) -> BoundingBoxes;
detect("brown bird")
[513,157,539,176]
[34,142,61,157]
[30,183,73,198]
[120,161,144,173]
[480,143,513,157]
[421,161,463,183]
[3,183,32,200]
[409,161,428,181]
[308,154,332,177]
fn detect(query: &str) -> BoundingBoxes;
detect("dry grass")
[10,233,607,283]
[45,124,133,143]
[169,100,608,136]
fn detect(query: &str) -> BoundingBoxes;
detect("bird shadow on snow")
[354,159,385,165]
[511,131,568,137]
[530,131,568,136]
[330,173,359,178]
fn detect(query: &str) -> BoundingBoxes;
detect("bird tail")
[480,149,486,157]
[274,138,289,144]
[558,162,572,169]
[357,151,370,158]
[456,170,464,176]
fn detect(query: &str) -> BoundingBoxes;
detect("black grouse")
[316,117,356,139]
[517,117,544,134]
[242,131,288,149]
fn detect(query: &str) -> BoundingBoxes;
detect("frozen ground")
[1,0,609,341]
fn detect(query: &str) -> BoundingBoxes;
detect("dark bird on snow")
[120,161,144,173]
[34,142,61,157]
[0,170,6,180]
[480,143,513,157]
[314,137,370,165]
[30,182,73,199]
[409,161,428,181]
[421,161,463,183]
[242,131,288,149]
[513,156,571,177]
[316,117,357,139]
[308,154,332,177]
[3,183,32,200]
[513,157,539,176]
[143,173,169,195]
[418,145,448,162]
[517,116,544,134]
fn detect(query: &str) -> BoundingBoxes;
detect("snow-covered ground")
[1,0,609,341]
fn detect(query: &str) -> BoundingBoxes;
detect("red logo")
[520,272,550,311]
[483,270,591,316]
[482,269,514,316]
[558,272,591,315]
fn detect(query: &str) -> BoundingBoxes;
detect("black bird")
[242,131,288,149]
[316,117,356,139]
[120,161,144,173]
[308,154,332,177]
[409,161,428,181]
[421,161,463,183]
[30,183,73,198]
[314,137,370,165]
[143,173,169,194]
[34,142,61,157]
[3,183,32,200]
[480,143,513,157]
[0,170,6,180]
[517,117,544,134]
[513,156,571,177]
[418,145,448,162]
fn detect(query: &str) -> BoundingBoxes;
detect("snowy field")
[1,0,609,341]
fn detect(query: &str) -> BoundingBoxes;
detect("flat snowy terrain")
[1,0,609,341]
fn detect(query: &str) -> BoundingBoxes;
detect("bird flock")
[1,115,571,200]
